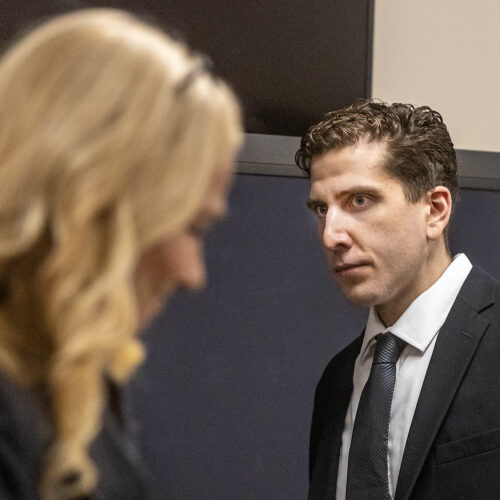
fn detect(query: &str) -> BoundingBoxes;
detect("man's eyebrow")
[309,185,382,202]
[306,198,324,209]
[336,185,382,197]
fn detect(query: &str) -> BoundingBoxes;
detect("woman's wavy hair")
[0,8,241,499]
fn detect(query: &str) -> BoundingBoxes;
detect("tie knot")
[373,332,406,365]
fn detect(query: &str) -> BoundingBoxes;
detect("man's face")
[308,140,432,318]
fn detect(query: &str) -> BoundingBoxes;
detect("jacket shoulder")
[315,335,363,397]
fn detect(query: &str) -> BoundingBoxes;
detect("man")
[295,99,500,500]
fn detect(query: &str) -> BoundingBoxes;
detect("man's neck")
[376,248,453,327]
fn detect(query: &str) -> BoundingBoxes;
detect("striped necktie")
[346,332,406,499]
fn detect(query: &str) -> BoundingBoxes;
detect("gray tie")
[346,332,406,500]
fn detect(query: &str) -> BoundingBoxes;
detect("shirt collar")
[361,254,473,361]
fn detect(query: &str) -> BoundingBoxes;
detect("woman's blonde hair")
[0,8,241,499]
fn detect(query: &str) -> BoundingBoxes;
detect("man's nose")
[321,208,352,251]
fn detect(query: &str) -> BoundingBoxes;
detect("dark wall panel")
[131,175,500,499]
[1,0,371,136]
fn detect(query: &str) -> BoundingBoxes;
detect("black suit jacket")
[0,372,150,500]
[309,266,500,500]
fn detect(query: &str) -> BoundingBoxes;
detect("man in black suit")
[295,99,500,499]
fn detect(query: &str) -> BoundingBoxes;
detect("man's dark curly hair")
[295,99,458,205]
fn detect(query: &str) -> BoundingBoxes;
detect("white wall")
[372,0,500,152]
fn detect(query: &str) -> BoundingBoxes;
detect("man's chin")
[340,286,379,308]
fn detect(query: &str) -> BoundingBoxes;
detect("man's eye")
[314,204,328,217]
[352,195,368,207]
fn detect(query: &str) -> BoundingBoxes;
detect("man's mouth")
[334,262,369,276]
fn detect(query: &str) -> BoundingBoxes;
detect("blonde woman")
[0,8,242,500]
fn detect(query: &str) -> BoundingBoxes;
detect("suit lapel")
[309,336,362,499]
[325,341,360,486]
[395,267,495,500]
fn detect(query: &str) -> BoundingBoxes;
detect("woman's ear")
[425,186,452,241]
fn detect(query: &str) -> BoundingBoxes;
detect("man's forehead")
[310,141,389,181]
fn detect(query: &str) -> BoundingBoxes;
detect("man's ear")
[425,186,452,241]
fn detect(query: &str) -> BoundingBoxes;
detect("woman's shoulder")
[0,368,53,448]
[0,373,151,499]
[89,384,152,499]
[0,370,52,499]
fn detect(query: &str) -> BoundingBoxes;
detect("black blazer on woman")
[0,371,150,499]
[309,266,500,500]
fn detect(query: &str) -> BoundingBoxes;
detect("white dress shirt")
[336,254,473,499]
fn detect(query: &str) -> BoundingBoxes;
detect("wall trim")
[237,133,500,190]
[366,0,375,98]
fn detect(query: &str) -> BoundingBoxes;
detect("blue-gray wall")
[131,174,500,499]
